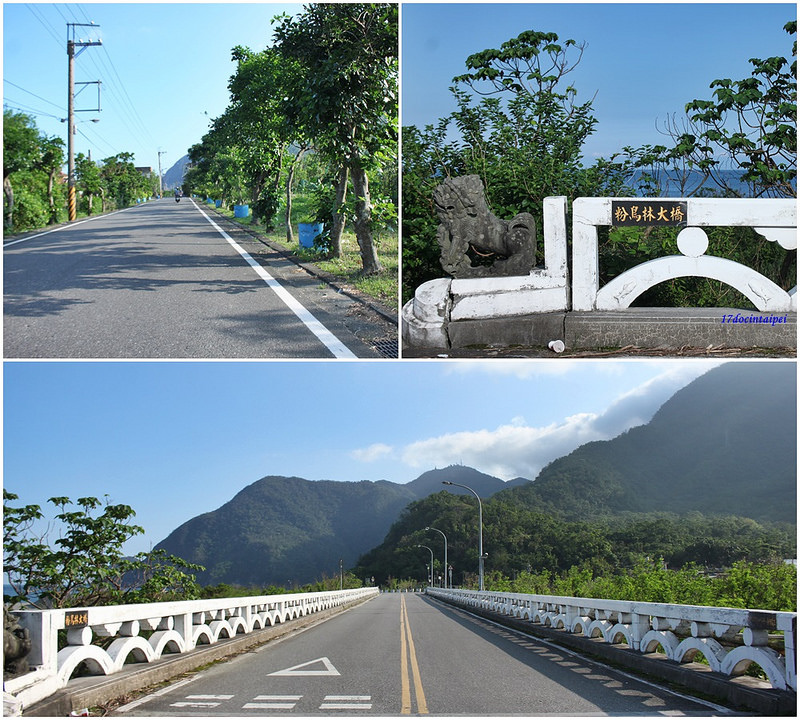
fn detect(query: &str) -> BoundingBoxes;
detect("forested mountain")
[155,468,523,586]
[157,363,795,587]
[501,362,796,523]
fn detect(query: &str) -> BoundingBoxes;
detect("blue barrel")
[206,198,214,205]
[298,222,323,248]
[233,204,249,218]
[215,200,222,208]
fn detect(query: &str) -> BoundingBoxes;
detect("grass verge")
[206,202,398,312]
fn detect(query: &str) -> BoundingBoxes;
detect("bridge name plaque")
[611,200,687,227]
[64,610,89,628]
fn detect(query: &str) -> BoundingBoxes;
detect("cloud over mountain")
[354,363,720,480]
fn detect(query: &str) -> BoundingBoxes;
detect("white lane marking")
[269,655,341,676]
[244,695,302,710]
[3,205,140,247]
[113,675,199,713]
[186,694,234,700]
[320,695,372,710]
[191,199,357,359]
[170,701,220,708]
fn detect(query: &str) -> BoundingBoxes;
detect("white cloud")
[350,443,394,463]
[398,362,722,481]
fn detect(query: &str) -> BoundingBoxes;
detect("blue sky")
[3,3,302,174]
[5,3,794,173]
[402,2,796,160]
[3,359,737,554]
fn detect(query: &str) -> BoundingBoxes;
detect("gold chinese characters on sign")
[611,200,687,227]
[64,610,89,628]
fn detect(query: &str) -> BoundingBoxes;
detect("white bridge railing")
[7,587,378,708]
[427,587,796,692]
[572,197,797,313]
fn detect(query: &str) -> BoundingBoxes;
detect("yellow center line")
[400,595,411,714]
[400,594,429,714]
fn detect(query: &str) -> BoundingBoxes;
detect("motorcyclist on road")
[174,187,182,202]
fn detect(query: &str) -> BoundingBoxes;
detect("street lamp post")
[425,526,448,588]
[442,481,486,591]
[416,544,434,586]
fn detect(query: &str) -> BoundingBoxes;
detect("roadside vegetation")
[3,109,158,234]
[185,3,397,292]
[403,21,796,305]
[205,153,398,309]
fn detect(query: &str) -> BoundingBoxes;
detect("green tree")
[3,110,43,231]
[3,490,203,608]
[658,20,796,199]
[274,3,398,272]
[100,152,150,209]
[401,29,623,301]
[75,152,103,215]
[40,136,65,224]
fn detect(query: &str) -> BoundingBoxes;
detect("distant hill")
[500,362,796,523]
[156,363,795,587]
[156,468,523,586]
[162,155,190,190]
[404,465,523,498]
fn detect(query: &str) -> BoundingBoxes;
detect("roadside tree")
[3,490,203,608]
[274,3,398,272]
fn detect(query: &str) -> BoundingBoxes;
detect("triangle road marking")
[268,656,341,676]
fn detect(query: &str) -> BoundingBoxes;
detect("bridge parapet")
[5,587,378,710]
[427,587,796,693]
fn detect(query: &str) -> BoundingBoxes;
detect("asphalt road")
[113,593,729,716]
[3,199,395,358]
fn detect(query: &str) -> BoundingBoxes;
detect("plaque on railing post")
[611,200,687,227]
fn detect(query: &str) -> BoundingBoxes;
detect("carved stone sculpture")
[3,606,31,678]
[434,175,537,278]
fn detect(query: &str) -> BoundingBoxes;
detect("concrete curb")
[426,594,797,716]
[23,595,375,717]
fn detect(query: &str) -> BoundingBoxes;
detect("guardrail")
[427,587,796,693]
[5,587,378,709]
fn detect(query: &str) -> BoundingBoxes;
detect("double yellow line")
[399,594,428,714]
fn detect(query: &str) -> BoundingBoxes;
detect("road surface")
[113,593,729,716]
[4,199,395,358]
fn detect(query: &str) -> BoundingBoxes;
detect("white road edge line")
[113,675,201,713]
[441,601,733,715]
[191,199,357,359]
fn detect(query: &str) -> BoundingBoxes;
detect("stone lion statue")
[433,175,537,278]
[3,606,31,678]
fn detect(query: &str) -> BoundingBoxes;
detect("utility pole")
[67,23,102,221]
[157,150,167,197]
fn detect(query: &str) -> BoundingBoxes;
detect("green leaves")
[3,491,203,608]
[677,21,797,198]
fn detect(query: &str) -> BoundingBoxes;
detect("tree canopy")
[188,3,398,272]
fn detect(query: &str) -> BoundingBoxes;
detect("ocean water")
[626,168,795,198]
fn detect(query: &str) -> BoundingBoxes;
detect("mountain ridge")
[155,362,796,586]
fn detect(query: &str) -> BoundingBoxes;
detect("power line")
[3,80,65,113]
[3,100,62,121]
[76,126,119,157]
[25,4,62,48]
